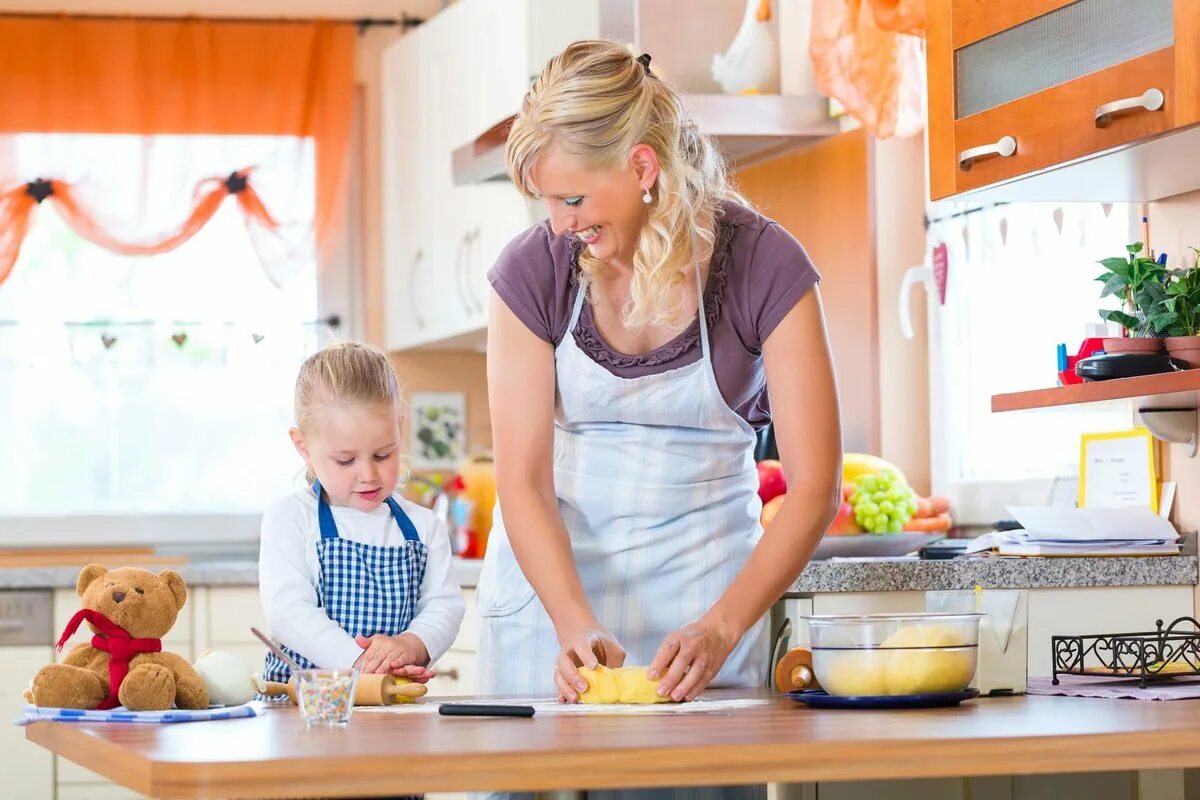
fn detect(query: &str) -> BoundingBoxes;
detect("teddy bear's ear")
[77,563,108,597]
[159,569,187,611]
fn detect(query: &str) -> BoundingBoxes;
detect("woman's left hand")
[647,614,741,702]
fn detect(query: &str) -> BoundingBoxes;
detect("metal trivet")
[1052,616,1200,688]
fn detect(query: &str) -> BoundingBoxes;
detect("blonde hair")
[507,40,746,330]
[294,342,403,484]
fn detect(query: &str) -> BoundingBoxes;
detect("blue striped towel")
[15,702,260,726]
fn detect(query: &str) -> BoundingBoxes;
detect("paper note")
[1079,429,1158,512]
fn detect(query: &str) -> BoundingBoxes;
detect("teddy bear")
[25,563,209,711]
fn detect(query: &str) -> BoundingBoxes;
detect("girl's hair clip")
[636,53,652,75]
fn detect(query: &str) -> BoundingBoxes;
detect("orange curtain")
[810,0,927,139]
[0,16,354,265]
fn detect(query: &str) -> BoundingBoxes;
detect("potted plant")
[1095,242,1167,353]
[1146,246,1200,368]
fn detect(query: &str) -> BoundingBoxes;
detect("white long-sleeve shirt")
[258,487,466,669]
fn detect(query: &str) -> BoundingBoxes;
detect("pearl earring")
[642,187,652,204]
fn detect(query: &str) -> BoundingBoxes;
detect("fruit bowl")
[801,612,984,697]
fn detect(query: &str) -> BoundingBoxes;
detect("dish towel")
[1027,674,1200,701]
[15,702,260,726]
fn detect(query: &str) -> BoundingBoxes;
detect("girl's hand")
[554,624,626,703]
[390,663,436,683]
[354,632,428,674]
[647,614,740,702]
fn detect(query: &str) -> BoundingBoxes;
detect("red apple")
[756,459,787,504]
[826,501,862,535]
[760,494,785,527]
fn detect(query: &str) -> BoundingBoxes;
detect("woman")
[477,39,841,796]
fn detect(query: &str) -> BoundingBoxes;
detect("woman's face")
[531,144,656,268]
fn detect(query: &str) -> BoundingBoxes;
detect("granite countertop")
[788,555,1198,594]
[0,554,1192,593]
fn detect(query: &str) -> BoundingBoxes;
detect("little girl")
[259,342,465,685]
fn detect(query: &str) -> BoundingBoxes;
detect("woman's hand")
[647,614,740,702]
[554,624,626,703]
[353,632,428,675]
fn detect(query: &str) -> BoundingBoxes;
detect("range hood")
[451,92,838,185]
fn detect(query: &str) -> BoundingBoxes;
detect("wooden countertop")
[25,689,1200,798]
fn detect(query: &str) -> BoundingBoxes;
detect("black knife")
[438,703,536,718]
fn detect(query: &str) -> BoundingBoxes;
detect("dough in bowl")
[577,665,672,704]
[881,624,976,695]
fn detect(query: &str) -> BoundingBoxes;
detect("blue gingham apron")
[476,244,768,800]
[262,481,428,684]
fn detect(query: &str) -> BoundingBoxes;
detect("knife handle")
[438,703,535,718]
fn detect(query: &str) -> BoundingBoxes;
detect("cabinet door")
[928,0,1178,198]
[381,30,428,350]
[426,649,478,697]
[2,646,54,799]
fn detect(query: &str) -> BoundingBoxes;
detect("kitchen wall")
[1149,191,1200,535]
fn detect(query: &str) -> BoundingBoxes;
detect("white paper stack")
[965,506,1181,557]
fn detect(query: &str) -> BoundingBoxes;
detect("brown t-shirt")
[487,200,820,429]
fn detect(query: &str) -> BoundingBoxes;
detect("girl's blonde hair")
[507,40,747,331]
[294,342,403,484]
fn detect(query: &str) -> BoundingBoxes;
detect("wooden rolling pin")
[774,647,819,693]
[262,673,428,706]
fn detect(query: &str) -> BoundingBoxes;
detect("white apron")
[478,249,769,700]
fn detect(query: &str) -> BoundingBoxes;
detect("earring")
[642,187,652,204]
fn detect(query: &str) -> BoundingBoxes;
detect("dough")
[820,651,890,696]
[577,666,671,704]
[881,624,975,695]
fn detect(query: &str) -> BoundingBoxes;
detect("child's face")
[290,402,402,512]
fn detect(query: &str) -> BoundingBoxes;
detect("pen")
[439,703,536,718]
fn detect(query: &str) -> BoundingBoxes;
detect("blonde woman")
[479,40,840,790]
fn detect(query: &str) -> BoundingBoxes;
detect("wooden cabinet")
[927,0,1200,201]
[380,0,597,351]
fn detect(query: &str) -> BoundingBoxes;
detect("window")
[0,133,330,541]
[924,201,1137,523]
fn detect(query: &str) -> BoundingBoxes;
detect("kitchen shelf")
[992,370,1200,413]
[992,370,1200,456]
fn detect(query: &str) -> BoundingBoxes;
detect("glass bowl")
[802,613,984,697]
[294,668,359,726]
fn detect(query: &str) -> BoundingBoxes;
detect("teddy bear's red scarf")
[56,609,163,710]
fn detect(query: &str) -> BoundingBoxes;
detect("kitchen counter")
[0,557,485,590]
[0,555,1190,593]
[789,555,1198,594]
[26,690,1200,797]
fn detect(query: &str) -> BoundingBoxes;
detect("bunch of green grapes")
[850,470,917,534]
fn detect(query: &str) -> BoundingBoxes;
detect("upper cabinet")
[927,0,1200,202]
[380,0,599,351]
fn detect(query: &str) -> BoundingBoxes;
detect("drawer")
[56,779,147,799]
[53,589,191,660]
[206,587,265,644]
[953,47,1177,193]
[427,650,477,697]
[449,588,478,653]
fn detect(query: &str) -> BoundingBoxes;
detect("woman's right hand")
[554,624,626,703]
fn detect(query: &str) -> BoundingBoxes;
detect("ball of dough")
[577,666,670,704]
[193,650,256,706]
[880,624,975,695]
[820,651,890,697]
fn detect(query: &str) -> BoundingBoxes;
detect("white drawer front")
[427,650,478,697]
[206,587,265,644]
[450,588,478,653]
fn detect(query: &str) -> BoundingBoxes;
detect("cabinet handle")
[958,136,1017,171]
[455,233,472,314]
[462,227,484,315]
[1094,88,1165,128]
[409,249,426,330]
[438,667,460,681]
